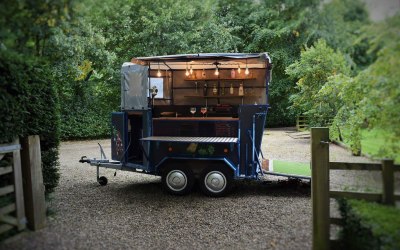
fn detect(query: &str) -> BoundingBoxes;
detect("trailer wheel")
[98,176,108,186]
[162,166,194,195]
[200,167,232,197]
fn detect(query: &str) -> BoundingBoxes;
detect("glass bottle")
[230,83,234,95]
[238,83,244,96]
[212,83,218,95]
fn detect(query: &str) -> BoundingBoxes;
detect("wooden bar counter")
[152,117,239,137]
[153,117,239,121]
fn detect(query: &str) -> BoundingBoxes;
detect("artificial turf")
[271,160,311,177]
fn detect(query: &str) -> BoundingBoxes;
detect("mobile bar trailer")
[80,53,274,197]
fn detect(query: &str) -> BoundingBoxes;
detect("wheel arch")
[155,157,236,177]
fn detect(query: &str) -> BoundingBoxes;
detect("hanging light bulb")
[238,64,241,74]
[157,62,161,77]
[190,64,193,75]
[185,62,189,76]
[214,64,219,76]
[245,59,249,75]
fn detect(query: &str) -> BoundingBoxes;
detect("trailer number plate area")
[141,136,238,144]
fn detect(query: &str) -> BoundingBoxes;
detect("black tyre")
[98,176,108,186]
[200,167,232,197]
[161,165,194,195]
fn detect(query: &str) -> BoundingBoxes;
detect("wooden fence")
[311,127,400,250]
[0,135,46,237]
[0,139,26,235]
[296,115,308,131]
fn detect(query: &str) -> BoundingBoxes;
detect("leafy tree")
[286,39,350,126]
[310,0,371,70]
[331,14,400,156]
[238,0,321,126]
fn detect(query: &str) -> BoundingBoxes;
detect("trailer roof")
[131,53,271,70]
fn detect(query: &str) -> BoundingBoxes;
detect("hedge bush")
[0,50,60,194]
[338,199,400,250]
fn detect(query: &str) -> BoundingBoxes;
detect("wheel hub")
[166,170,187,192]
[205,171,227,193]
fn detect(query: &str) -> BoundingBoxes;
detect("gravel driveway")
[1,127,388,250]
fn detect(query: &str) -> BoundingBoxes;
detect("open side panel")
[238,105,268,177]
[121,63,149,110]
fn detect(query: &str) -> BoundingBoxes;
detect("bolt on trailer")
[80,53,274,197]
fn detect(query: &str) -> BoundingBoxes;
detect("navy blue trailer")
[80,53,272,196]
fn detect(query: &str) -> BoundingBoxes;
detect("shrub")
[338,199,400,250]
[0,50,60,193]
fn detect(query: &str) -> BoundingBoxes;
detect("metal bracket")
[98,143,107,160]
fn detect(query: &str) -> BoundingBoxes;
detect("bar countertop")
[153,117,239,121]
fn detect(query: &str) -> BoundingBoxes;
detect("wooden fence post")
[20,135,46,230]
[12,138,26,231]
[382,159,394,205]
[311,128,330,250]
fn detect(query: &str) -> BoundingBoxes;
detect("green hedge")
[60,100,111,140]
[338,199,400,250]
[0,50,60,194]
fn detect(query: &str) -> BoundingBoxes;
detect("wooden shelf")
[184,78,256,81]
[174,86,266,90]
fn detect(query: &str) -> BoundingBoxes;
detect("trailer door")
[121,62,149,110]
[111,112,128,162]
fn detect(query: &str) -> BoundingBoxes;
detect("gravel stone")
[2,127,395,250]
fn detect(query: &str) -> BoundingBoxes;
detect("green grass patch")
[337,128,400,163]
[339,199,400,249]
[272,160,311,177]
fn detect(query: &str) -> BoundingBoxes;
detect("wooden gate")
[311,127,400,250]
[0,139,26,235]
[0,135,47,238]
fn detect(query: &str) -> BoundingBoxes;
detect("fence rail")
[0,135,46,238]
[311,127,399,250]
[0,139,26,235]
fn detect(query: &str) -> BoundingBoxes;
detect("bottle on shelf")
[238,83,244,96]
[221,82,225,95]
[203,83,208,96]
[212,83,218,95]
[231,69,236,78]
[229,83,234,95]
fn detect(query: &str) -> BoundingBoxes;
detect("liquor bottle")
[203,83,208,96]
[212,83,218,95]
[229,83,234,95]
[221,82,225,95]
[238,83,244,96]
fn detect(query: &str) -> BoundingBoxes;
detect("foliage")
[286,39,350,126]
[310,0,372,70]
[338,199,400,250]
[242,0,321,126]
[337,128,400,163]
[0,50,60,193]
[329,14,400,155]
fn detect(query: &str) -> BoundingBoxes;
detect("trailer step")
[141,136,238,143]
[262,159,311,180]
